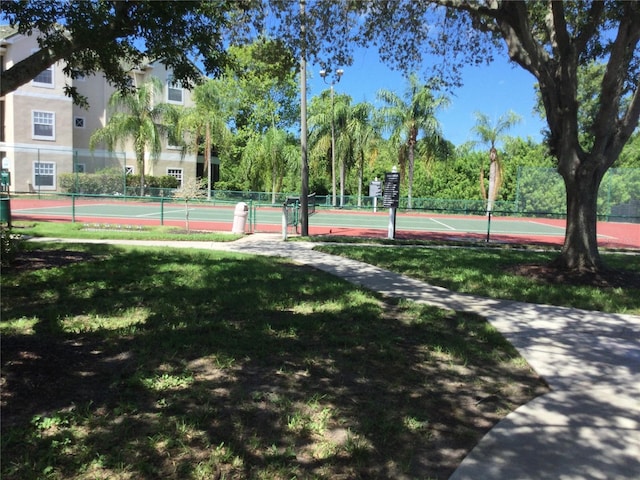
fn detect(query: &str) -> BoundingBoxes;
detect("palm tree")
[471,110,522,213]
[308,90,347,206]
[310,93,372,207]
[242,126,297,203]
[345,101,379,206]
[377,73,449,209]
[90,77,176,196]
[178,80,233,199]
[332,94,357,206]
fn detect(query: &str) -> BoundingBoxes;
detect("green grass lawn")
[2,222,637,478]
[314,244,640,314]
[1,241,548,480]
[11,220,242,242]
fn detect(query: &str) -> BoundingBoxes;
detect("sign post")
[369,177,382,213]
[383,168,400,239]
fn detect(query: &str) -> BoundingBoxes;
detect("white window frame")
[32,110,55,140]
[167,168,183,186]
[32,65,54,88]
[33,161,56,190]
[74,116,85,129]
[167,79,184,105]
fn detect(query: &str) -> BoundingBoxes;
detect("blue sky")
[307,48,547,148]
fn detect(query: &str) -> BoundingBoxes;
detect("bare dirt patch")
[505,263,640,288]
[7,249,101,274]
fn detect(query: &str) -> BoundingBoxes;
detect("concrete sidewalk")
[34,234,640,479]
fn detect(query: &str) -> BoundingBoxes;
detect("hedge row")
[59,168,179,195]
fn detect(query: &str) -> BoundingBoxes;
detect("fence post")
[37,149,41,199]
[72,193,76,223]
[252,200,257,233]
[514,165,521,212]
[606,173,612,221]
[486,211,492,242]
[74,150,79,193]
[160,197,164,226]
[282,202,288,240]
[123,153,127,196]
[295,199,300,233]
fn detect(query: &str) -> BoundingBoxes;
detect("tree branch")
[549,0,571,57]
[593,3,640,157]
[499,2,551,77]
[0,42,76,97]
[1,1,138,98]
[620,78,640,140]
[574,1,605,56]
[431,0,548,78]
[593,3,640,158]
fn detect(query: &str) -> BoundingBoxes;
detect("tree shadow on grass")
[1,245,548,479]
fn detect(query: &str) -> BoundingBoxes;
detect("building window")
[74,117,85,128]
[32,111,55,140]
[167,79,183,104]
[167,168,183,186]
[33,66,54,87]
[34,161,56,188]
[167,133,182,150]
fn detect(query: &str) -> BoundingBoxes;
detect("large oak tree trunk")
[556,159,605,271]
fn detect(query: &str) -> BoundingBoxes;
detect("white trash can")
[231,202,249,234]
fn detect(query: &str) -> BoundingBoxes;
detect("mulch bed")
[505,263,640,288]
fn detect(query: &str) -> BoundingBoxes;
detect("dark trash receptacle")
[0,196,11,225]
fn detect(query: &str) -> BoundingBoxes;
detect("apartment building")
[1,25,204,194]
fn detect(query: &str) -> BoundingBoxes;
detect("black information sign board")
[383,172,400,208]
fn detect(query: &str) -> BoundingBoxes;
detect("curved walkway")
[34,234,640,479]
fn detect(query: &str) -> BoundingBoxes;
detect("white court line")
[527,220,566,231]
[136,208,222,219]
[14,206,72,212]
[135,211,163,218]
[77,203,114,207]
[527,220,618,239]
[428,217,457,230]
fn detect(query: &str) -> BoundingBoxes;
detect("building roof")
[0,25,19,41]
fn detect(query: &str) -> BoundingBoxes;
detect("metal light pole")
[487,146,497,214]
[299,0,309,236]
[319,68,343,207]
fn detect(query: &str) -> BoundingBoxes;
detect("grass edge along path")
[1,243,548,480]
[313,244,640,315]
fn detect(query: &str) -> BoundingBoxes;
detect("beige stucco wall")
[1,30,200,193]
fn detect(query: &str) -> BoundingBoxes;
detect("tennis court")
[14,199,237,223]
[8,195,640,249]
[308,210,566,236]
